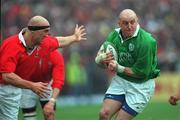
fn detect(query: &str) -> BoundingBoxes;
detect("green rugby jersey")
[105,25,160,83]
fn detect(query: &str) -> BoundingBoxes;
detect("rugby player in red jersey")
[20,50,64,120]
[0,16,86,120]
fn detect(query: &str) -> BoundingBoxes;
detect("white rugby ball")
[103,42,118,61]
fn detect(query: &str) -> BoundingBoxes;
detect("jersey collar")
[18,28,27,47]
[115,24,140,42]
[18,28,37,54]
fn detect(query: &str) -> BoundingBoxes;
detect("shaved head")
[25,16,51,46]
[28,16,50,26]
[118,9,139,39]
[119,9,138,21]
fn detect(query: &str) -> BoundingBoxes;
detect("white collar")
[18,28,37,54]
[115,24,140,41]
[18,28,27,47]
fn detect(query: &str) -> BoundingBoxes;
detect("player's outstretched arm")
[56,24,87,48]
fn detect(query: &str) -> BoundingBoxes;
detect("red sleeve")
[50,50,65,90]
[42,35,59,52]
[0,38,19,73]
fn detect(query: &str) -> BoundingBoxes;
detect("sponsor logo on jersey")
[128,43,134,52]
[118,52,135,65]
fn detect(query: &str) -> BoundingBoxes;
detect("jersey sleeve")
[42,36,59,51]
[0,41,18,73]
[50,51,65,90]
[132,38,157,79]
[106,30,117,42]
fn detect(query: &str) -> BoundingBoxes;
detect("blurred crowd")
[1,0,180,95]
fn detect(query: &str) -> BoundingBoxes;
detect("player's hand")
[102,52,114,63]
[108,60,118,73]
[73,24,87,42]
[31,82,51,98]
[43,101,55,120]
[169,95,178,105]
[97,52,114,64]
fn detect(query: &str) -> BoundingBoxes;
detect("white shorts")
[20,82,53,108]
[106,75,155,113]
[0,85,22,120]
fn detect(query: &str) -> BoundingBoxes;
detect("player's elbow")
[52,82,64,90]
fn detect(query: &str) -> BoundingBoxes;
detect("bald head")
[28,16,50,26]
[118,9,139,39]
[119,9,138,21]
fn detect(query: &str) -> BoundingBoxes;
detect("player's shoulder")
[43,35,57,41]
[139,28,157,44]
[103,41,116,49]
[106,28,120,44]
[3,34,19,43]
[107,28,119,38]
[42,35,58,44]
[1,34,20,47]
[40,35,59,50]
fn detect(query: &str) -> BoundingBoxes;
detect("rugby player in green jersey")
[95,9,160,120]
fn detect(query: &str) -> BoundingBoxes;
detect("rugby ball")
[103,42,118,61]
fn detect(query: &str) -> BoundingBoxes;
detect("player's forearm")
[108,60,140,78]
[49,88,60,104]
[2,72,33,89]
[123,67,139,78]
[56,35,76,48]
[51,88,60,99]
[117,65,140,78]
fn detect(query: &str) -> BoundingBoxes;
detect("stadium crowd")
[1,0,180,95]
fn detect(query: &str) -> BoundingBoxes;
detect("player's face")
[32,28,50,45]
[118,17,138,39]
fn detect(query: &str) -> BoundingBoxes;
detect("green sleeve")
[132,38,156,78]
[106,30,117,42]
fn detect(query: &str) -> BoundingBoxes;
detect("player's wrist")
[49,98,56,104]
[117,64,125,73]
[71,34,77,41]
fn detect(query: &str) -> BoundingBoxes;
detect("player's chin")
[125,30,134,36]
[127,33,133,38]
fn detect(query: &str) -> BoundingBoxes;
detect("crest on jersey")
[128,43,134,52]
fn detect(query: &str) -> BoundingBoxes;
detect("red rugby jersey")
[49,50,65,90]
[0,31,59,84]
[30,50,65,90]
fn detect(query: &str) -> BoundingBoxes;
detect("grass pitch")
[19,100,180,120]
